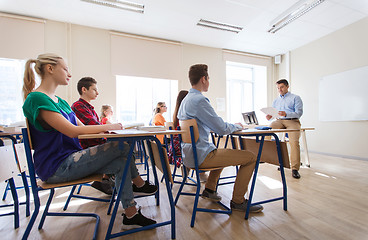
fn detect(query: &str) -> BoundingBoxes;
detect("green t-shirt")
[23,92,73,132]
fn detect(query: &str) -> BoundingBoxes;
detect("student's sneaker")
[122,208,156,230]
[230,200,263,213]
[91,180,113,195]
[201,189,222,202]
[132,180,158,196]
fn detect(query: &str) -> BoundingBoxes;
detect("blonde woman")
[153,102,167,126]
[22,53,156,228]
[101,104,113,124]
[152,102,167,143]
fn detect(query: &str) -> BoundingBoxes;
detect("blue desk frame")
[92,134,176,239]
[228,130,290,219]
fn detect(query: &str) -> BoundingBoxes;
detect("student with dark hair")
[72,77,157,196]
[266,79,303,179]
[22,54,157,228]
[178,64,263,213]
[168,90,188,166]
[72,77,105,149]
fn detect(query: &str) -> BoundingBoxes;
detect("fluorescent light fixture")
[197,19,243,33]
[80,0,144,14]
[268,0,325,33]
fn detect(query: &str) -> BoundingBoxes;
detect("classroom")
[1,0,368,239]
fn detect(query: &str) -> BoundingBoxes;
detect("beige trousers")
[270,119,301,170]
[199,149,256,204]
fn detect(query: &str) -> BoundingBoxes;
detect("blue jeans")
[47,141,139,209]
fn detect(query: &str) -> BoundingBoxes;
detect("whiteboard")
[319,65,368,121]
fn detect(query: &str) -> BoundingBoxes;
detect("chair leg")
[174,167,188,205]
[8,178,19,229]
[77,184,83,194]
[38,189,55,230]
[190,171,201,227]
[172,164,178,182]
[143,144,150,182]
[22,188,41,240]
[20,172,30,217]
[63,185,77,211]
[2,181,10,200]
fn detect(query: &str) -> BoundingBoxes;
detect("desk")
[216,127,315,167]
[79,129,182,239]
[0,131,22,145]
[231,128,300,219]
[278,127,315,167]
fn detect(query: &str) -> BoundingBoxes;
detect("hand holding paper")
[260,107,280,120]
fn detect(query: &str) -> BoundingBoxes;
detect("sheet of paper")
[137,126,166,131]
[109,129,140,134]
[123,122,144,129]
[260,107,280,120]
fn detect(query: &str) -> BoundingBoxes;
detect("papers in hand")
[260,107,280,120]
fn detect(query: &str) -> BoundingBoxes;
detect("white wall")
[1,15,273,123]
[287,17,368,160]
[5,13,367,159]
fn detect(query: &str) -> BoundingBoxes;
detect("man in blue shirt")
[266,79,303,179]
[178,64,263,213]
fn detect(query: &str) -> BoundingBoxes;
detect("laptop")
[242,111,259,125]
[242,111,272,130]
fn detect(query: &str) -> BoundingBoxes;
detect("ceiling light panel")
[80,0,144,14]
[197,19,243,33]
[268,0,325,34]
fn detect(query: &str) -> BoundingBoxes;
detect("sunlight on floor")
[41,199,93,211]
[314,172,337,179]
[257,176,283,189]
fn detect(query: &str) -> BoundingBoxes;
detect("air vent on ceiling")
[80,0,144,14]
[197,19,243,33]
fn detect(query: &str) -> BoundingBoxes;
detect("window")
[116,76,178,125]
[0,58,26,125]
[226,61,267,125]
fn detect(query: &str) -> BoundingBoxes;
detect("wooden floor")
[1,153,368,240]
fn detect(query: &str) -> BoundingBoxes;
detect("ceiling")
[1,0,368,56]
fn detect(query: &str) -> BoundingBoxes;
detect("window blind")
[0,13,45,59]
[110,32,182,80]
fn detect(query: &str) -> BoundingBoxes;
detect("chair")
[0,145,21,229]
[1,134,31,218]
[174,119,231,227]
[20,127,103,240]
[159,122,182,185]
[147,140,173,186]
